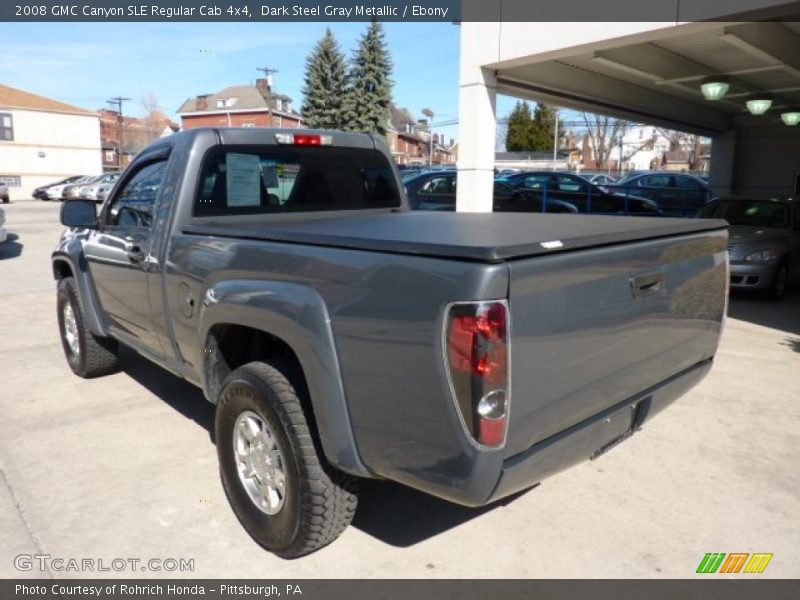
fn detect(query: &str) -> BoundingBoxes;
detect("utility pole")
[106,96,130,170]
[257,67,278,127]
[422,108,434,167]
[553,107,559,169]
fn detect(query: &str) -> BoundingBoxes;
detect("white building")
[457,5,800,210]
[0,84,101,200]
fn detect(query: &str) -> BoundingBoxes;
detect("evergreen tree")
[505,101,533,151]
[342,22,393,135]
[528,103,563,152]
[301,28,349,130]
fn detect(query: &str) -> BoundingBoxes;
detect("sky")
[0,21,521,143]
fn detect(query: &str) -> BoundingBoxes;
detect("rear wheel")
[216,362,358,558]
[57,277,119,377]
[765,262,788,301]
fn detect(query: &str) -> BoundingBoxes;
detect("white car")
[46,176,93,200]
[0,205,7,243]
[0,182,9,204]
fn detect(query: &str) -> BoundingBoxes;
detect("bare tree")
[654,128,707,171]
[579,113,656,170]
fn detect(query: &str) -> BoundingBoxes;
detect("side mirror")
[60,199,98,229]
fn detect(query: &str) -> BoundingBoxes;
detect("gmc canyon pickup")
[53,128,729,558]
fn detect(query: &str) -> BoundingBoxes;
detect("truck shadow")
[0,233,23,260]
[117,346,535,548]
[728,288,800,335]
[118,346,215,443]
[352,480,533,547]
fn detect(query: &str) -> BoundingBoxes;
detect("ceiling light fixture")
[780,110,800,126]
[700,76,730,101]
[746,95,773,115]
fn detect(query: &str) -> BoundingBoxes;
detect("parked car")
[63,173,120,201]
[54,127,727,558]
[698,197,799,300]
[47,176,92,201]
[33,176,87,201]
[582,173,617,186]
[0,205,6,242]
[0,182,9,203]
[77,172,121,202]
[612,172,712,216]
[497,171,659,215]
[404,170,577,213]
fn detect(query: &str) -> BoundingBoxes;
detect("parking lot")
[1,198,798,578]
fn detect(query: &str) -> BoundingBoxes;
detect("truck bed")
[184,212,728,263]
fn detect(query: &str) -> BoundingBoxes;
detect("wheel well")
[205,324,323,452]
[53,260,74,281]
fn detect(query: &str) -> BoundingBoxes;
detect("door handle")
[630,271,663,298]
[126,244,145,263]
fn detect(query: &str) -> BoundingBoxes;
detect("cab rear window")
[194,146,400,216]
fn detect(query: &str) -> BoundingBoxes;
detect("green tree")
[301,28,349,129]
[505,100,533,151]
[342,22,393,135]
[528,103,562,152]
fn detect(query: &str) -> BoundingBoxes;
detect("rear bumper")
[485,359,712,504]
[729,262,777,290]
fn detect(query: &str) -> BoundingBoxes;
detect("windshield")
[698,199,790,228]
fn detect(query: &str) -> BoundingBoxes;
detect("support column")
[457,24,500,212]
[709,129,737,197]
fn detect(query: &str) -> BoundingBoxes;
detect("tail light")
[444,301,510,448]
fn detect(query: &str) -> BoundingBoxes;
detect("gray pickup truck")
[53,128,729,558]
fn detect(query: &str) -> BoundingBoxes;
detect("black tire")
[216,362,358,558]
[2,197,9,204]
[57,277,119,377]
[765,262,788,301]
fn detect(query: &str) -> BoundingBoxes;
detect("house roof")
[389,105,424,141]
[177,85,299,116]
[0,84,94,116]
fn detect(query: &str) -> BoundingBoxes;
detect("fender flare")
[51,237,108,337]
[198,279,371,478]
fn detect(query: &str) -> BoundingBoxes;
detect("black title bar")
[4,0,800,22]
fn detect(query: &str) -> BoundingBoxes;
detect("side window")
[556,175,586,193]
[107,160,167,229]
[644,175,671,188]
[676,176,703,190]
[522,175,552,189]
[420,176,454,195]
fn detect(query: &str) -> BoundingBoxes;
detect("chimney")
[256,78,271,99]
[196,94,209,111]
[449,138,454,147]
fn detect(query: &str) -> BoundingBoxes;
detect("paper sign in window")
[226,153,262,207]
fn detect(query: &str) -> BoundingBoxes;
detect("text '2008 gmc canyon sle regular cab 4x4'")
[53,128,729,558]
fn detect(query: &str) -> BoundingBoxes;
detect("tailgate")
[504,229,727,458]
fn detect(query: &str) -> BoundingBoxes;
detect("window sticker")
[226,153,262,207]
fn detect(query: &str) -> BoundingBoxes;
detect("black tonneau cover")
[183,212,728,263]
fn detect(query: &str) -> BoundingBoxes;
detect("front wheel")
[57,277,119,377]
[765,262,788,301]
[216,362,358,558]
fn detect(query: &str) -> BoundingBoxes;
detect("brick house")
[386,106,457,166]
[99,108,179,171]
[386,106,426,165]
[177,79,303,130]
